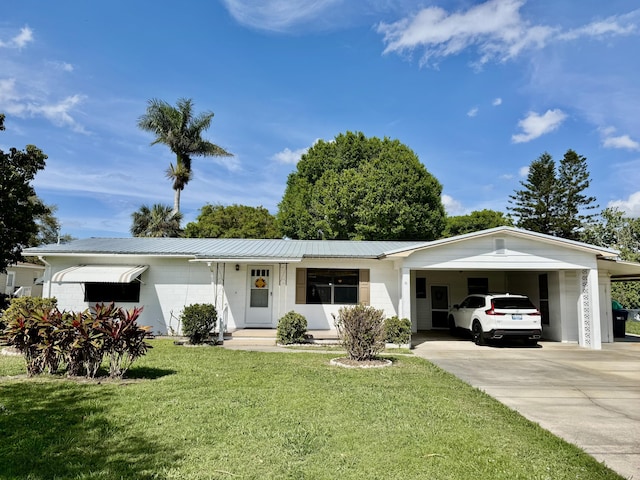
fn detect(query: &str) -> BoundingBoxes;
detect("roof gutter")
[190,258,303,263]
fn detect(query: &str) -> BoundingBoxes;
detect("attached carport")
[386,227,640,350]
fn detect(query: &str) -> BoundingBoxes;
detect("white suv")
[448,293,542,346]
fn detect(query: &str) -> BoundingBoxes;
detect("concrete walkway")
[412,334,640,480]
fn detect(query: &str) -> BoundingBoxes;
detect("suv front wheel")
[472,321,485,346]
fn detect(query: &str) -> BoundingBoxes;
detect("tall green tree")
[582,207,640,262]
[508,152,557,235]
[443,210,513,238]
[508,150,597,239]
[30,200,73,246]
[555,149,598,240]
[0,114,48,272]
[582,207,640,307]
[131,204,183,238]
[137,98,232,213]
[277,131,445,241]
[184,204,280,239]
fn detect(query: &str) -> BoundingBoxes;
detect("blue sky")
[1,0,639,239]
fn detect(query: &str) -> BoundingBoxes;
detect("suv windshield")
[492,297,536,309]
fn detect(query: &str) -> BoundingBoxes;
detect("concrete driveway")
[412,334,640,479]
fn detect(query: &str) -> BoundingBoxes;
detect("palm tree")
[138,98,232,213]
[131,204,183,237]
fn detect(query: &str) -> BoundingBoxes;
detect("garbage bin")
[613,309,628,338]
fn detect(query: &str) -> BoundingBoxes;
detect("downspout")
[208,262,227,344]
[38,256,53,299]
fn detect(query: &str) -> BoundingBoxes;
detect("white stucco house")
[23,227,640,350]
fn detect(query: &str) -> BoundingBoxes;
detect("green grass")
[0,340,622,480]
[626,320,640,336]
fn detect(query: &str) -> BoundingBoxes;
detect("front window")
[306,269,359,304]
[84,282,140,303]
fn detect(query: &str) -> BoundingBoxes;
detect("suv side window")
[459,297,472,308]
[469,296,486,308]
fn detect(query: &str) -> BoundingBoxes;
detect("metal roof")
[22,227,623,261]
[23,237,425,260]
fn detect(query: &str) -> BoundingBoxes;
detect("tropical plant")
[93,303,150,378]
[333,304,386,361]
[3,299,151,379]
[3,303,63,376]
[180,303,217,344]
[64,310,103,378]
[3,308,44,376]
[131,203,183,237]
[276,311,308,345]
[384,316,411,345]
[137,98,232,213]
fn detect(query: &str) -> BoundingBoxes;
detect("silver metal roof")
[23,227,621,261]
[24,237,425,259]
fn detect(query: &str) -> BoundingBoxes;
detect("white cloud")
[604,134,640,151]
[211,154,242,172]
[608,192,640,217]
[271,146,308,164]
[518,166,529,177]
[220,0,341,32]
[48,61,74,72]
[0,76,87,132]
[3,93,88,133]
[0,26,33,48]
[511,109,567,143]
[467,107,479,117]
[377,1,638,67]
[600,126,640,151]
[559,13,637,41]
[32,94,87,131]
[493,97,502,106]
[377,0,554,66]
[441,194,464,215]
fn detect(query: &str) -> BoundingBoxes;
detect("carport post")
[578,268,602,349]
[399,267,412,330]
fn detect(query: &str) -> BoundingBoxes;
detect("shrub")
[277,311,308,345]
[384,316,411,345]
[3,296,58,325]
[93,303,151,378]
[63,310,103,378]
[181,303,217,344]
[0,293,13,330]
[3,303,63,376]
[333,304,385,361]
[3,299,152,379]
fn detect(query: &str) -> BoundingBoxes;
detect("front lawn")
[627,320,640,336]
[0,340,621,479]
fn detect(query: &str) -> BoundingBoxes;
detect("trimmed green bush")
[384,316,411,345]
[181,303,217,344]
[333,304,385,361]
[277,311,308,345]
[2,296,58,325]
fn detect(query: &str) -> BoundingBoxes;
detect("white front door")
[246,266,273,326]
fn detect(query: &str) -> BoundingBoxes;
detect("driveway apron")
[412,335,640,480]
